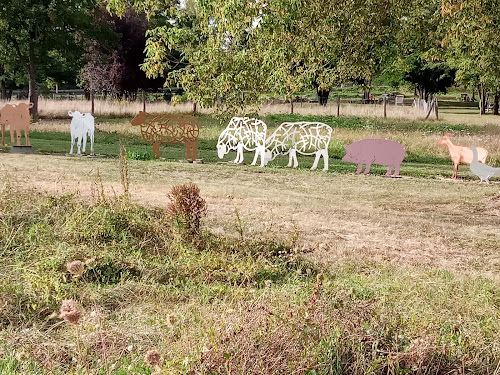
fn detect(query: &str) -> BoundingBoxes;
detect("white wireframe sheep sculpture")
[262,122,332,171]
[217,117,268,165]
[68,111,95,155]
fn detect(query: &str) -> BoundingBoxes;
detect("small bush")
[126,150,154,161]
[166,183,208,239]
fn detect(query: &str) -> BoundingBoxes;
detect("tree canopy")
[0,0,102,115]
[2,0,500,115]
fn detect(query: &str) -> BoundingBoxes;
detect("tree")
[108,0,394,113]
[441,0,500,115]
[80,6,165,100]
[0,0,100,117]
[402,56,455,101]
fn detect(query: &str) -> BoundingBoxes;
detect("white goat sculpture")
[217,117,268,165]
[68,111,95,155]
[262,122,332,171]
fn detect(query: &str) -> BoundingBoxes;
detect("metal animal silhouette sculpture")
[342,139,406,177]
[217,117,268,165]
[438,134,488,179]
[68,111,95,155]
[1,103,33,146]
[469,146,500,183]
[262,122,332,171]
[131,112,199,160]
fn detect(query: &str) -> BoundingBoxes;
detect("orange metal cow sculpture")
[1,103,34,146]
[131,111,199,160]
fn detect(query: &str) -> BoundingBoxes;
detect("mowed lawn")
[1,113,500,374]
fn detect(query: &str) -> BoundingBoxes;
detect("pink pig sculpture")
[342,139,406,177]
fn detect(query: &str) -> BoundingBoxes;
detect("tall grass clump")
[166,183,208,239]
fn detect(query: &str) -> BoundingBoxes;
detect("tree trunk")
[0,64,6,100]
[478,85,486,115]
[91,90,95,115]
[316,89,330,106]
[290,98,294,114]
[363,88,370,103]
[494,94,499,116]
[28,64,39,119]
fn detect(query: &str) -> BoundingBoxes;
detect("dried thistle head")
[66,260,84,276]
[59,300,82,324]
[144,348,162,367]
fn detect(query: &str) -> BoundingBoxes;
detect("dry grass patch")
[1,154,499,278]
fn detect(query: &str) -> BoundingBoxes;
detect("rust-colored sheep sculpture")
[131,111,199,160]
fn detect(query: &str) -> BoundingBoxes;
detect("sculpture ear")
[68,111,73,116]
[28,103,34,109]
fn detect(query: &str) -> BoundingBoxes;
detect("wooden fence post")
[337,95,340,117]
[383,97,387,118]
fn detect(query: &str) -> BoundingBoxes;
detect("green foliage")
[402,56,456,100]
[0,0,108,114]
[108,0,396,114]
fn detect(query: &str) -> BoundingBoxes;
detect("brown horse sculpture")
[131,111,199,160]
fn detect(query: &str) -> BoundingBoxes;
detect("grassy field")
[1,108,500,374]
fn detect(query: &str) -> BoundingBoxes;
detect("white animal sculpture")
[68,111,95,155]
[217,117,268,165]
[469,146,500,183]
[262,122,332,171]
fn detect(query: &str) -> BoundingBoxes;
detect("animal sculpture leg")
[385,166,393,176]
[152,142,161,159]
[184,142,191,161]
[392,164,401,177]
[452,163,458,179]
[77,136,82,155]
[1,125,4,146]
[90,132,94,155]
[292,149,299,168]
[355,164,363,174]
[82,133,87,153]
[256,146,268,167]
[235,143,244,163]
[287,149,298,168]
[251,148,260,166]
[364,163,372,175]
[311,151,322,170]
[321,149,329,171]
[191,141,198,161]
[24,128,30,147]
[16,129,21,146]
[70,134,74,154]
[286,152,293,167]
[10,127,15,144]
